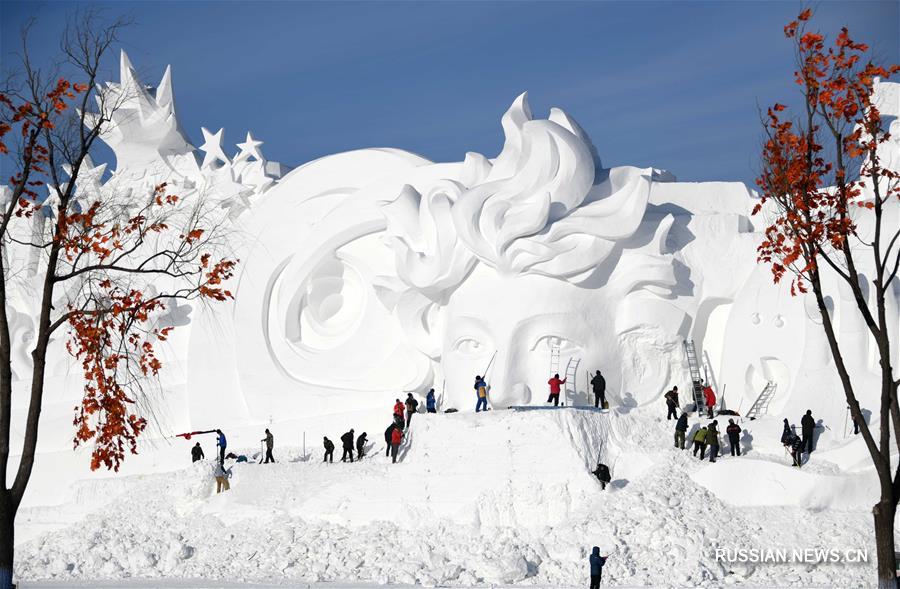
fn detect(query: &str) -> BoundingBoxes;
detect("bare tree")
[0,11,236,585]
[754,9,900,587]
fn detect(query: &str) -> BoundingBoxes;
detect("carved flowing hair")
[374,93,676,358]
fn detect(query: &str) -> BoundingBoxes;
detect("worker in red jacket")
[703,384,716,418]
[393,398,405,427]
[547,373,566,407]
[390,426,403,463]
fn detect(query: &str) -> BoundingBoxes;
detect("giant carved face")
[441,266,614,408]
[375,94,684,408]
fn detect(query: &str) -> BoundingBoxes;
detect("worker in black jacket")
[590,370,607,408]
[384,423,395,457]
[356,432,368,460]
[726,419,742,456]
[340,429,355,462]
[323,436,335,463]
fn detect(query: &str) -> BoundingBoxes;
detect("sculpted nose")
[487,349,531,407]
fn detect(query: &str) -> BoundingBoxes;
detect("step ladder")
[550,339,561,376]
[745,381,777,419]
[564,357,581,405]
[683,340,705,413]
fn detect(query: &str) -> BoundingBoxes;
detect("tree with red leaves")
[0,13,236,585]
[755,8,900,587]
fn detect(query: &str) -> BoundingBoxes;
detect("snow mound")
[16,408,879,587]
[692,458,878,510]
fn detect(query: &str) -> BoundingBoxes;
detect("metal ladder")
[683,340,705,413]
[564,357,581,405]
[550,339,561,376]
[746,381,777,419]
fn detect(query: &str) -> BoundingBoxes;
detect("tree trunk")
[873,499,898,589]
[0,489,14,589]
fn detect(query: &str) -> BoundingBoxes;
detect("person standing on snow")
[703,383,716,418]
[780,418,793,445]
[707,425,720,463]
[323,436,335,463]
[692,426,708,460]
[261,428,275,464]
[790,434,804,467]
[384,423,396,457]
[589,546,607,589]
[191,442,204,463]
[474,375,489,412]
[390,425,403,463]
[547,373,566,406]
[215,429,227,464]
[674,412,689,449]
[706,420,720,461]
[726,419,742,456]
[590,370,606,408]
[213,461,232,493]
[801,409,816,455]
[426,388,437,413]
[405,393,419,428]
[356,431,368,459]
[340,429,355,462]
[664,386,679,420]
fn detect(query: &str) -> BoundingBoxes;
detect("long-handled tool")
[483,351,498,409]
[175,429,216,440]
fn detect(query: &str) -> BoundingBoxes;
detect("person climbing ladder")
[703,383,716,418]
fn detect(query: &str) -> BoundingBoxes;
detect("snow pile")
[16,407,879,587]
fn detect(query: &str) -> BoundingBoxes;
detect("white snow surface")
[16,406,882,587]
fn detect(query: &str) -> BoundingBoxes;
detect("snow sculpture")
[217,90,692,415]
[83,52,288,211]
[6,52,899,438]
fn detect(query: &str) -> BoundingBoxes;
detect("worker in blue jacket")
[216,429,227,464]
[474,376,488,412]
[589,546,608,588]
[426,388,437,413]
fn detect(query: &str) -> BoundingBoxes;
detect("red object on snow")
[175,429,216,441]
[393,401,405,417]
[391,428,403,445]
[703,386,716,407]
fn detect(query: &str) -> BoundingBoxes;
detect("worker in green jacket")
[692,426,708,460]
[707,427,720,463]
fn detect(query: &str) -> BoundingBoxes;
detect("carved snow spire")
[155,65,175,112]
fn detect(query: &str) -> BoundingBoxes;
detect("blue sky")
[2,1,897,185]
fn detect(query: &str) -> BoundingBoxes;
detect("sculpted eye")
[530,335,580,353]
[453,337,486,355]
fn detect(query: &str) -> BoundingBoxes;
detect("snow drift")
[16,407,880,587]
